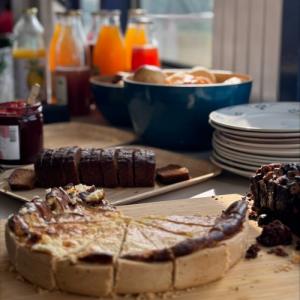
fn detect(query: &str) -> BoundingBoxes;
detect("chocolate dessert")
[116,148,134,187]
[256,220,292,247]
[100,148,118,187]
[32,147,156,189]
[8,169,36,190]
[133,149,156,187]
[79,148,103,186]
[250,163,300,234]
[156,164,190,185]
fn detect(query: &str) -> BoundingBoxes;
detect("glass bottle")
[70,10,90,66]
[87,12,102,70]
[124,9,148,71]
[12,7,46,100]
[54,12,90,116]
[0,33,14,102]
[93,10,126,75]
[131,16,160,71]
[48,12,65,104]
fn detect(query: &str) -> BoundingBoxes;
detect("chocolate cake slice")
[36,149,55,187]
[51,148,66,187]
[100,148,118,187]
[8,169,36,190]
[34,150,44,186]
[250,163,300,235]
[133,149,156,187]
[116,148,134,187]
[156,164,190,185]
[79,148,103,187]
[62,147,81,185]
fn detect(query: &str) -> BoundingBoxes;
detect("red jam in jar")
[0,100,43,165]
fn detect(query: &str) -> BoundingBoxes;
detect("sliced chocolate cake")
[35,149,54,187]
[33,147,157,189]
[51,148,66,187]
[133,149,156,187]
[79,148,103,187]
[62,146,81,185]
[250,163,300,234]
[100,148,118,187]
[116,148,134,187]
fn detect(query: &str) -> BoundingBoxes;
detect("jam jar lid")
[0,100,41,118]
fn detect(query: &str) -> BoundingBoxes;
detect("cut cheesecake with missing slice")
[6,185,249,297]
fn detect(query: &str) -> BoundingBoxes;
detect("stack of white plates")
[209,102,300,177]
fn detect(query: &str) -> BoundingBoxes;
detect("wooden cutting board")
[0,147,221,206]
[1,194,299,300]
[43,122,136,148]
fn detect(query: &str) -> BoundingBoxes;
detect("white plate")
[213,148,268,167]
[212,151,257,171]
[210,156,253,178]
[212,140,300,162]
[213,134,300,156]
[216,131,300,149]
[221,131,300,144]
[209,120,300,138]
[209,102,300,132]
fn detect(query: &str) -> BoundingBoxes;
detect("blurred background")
[1,0,299,103]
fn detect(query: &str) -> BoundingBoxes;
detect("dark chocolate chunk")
[256,220,293,247]
[245,244,261,259]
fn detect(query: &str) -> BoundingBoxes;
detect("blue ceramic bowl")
[124,71,252,150]
[90,75,132,127]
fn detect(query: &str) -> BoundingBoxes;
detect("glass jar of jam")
[0,100,43,165]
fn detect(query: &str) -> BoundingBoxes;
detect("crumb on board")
[273,263,293,273]
[245,244,261,259]
[267,247,288,257]
[290,252,300,264]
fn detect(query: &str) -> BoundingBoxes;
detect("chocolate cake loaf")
[34,147,156,189]
[250,163,300,234]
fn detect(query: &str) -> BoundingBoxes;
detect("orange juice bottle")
[48,12,64,104]
[55,14,84,67]
[93,10,126,75]
[13,7,46,100]
[48,12,64,72]
[124,9,148,71]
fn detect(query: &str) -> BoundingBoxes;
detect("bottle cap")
[25,7,38,15]
[128,9,146,18]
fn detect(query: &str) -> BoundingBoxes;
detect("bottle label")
[55,75,68,105]
[0,47,14,102]
[0,125,20,160]
[13,57,46,100]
